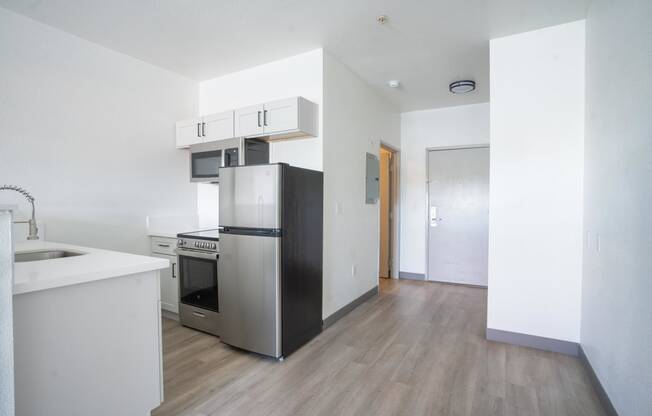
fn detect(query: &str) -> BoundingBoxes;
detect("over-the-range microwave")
[190,137,269,183]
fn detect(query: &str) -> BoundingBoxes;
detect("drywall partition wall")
[399,103,490,276]
[0,8,198,255]
[488,21,585,344]
[0,210,14,416]
[322,52,400,319]
[582,0,652,414]
[199,49,323,171]
[197,183,219,229]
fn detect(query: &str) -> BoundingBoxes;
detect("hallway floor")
[153,279,605,416]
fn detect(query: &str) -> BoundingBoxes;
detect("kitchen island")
[13,240,168,416]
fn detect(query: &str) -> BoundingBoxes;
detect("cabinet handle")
[157,243,170,248]
[257,111,261,127]
[201,122,206,137]
[197,122,201,137]
[192,311,206,318]
[263,110,268,126]
[172,263,176,278]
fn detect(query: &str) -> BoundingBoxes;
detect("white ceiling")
[0,0,590,111]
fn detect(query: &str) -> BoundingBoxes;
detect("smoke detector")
[387,80,401,88]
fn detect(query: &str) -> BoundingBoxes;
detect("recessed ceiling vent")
[449,80,476,94]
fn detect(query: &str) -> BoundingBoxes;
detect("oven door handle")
[176,249,218,261]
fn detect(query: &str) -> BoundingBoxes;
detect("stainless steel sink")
[15,250,86,263]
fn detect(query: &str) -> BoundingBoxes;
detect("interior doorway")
[426,146,489,286]
[379,144,398,279]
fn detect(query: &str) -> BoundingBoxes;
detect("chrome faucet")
[0,185,39,240]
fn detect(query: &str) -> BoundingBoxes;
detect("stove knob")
[194,242,199,248]
[212,243,216,249]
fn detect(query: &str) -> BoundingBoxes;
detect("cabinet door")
[176,118,202,148]
[234,104,264,137]
[202,111,234,142]
[152,253,179,314]
[263,97,298,134]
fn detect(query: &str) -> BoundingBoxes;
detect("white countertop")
[13,241,168,295]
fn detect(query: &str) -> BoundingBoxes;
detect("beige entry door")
[427,147,489,286]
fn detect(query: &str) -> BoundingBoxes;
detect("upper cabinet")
[176,97,318,149]
[235,97,318,140]
[175,110,235,149]
[234,104,265,138]
[202,111,235,142]
[176,118,203,148]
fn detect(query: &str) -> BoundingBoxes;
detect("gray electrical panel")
[365,152,380,204]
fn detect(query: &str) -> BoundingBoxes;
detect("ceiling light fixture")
[387,80,400,88]
[449,80,476,94]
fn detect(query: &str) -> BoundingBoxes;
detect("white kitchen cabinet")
[150,237,178,314]
[202,110,235,142]
[264,97,318,139]
[14,269,163,416]
[234,104,264,138]
[176,118,202,148]
[264,97,299,134]
[235,97,318,140]
[176,111,235,148]
[178,97,318,147]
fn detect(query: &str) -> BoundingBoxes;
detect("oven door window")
[178,254,218,312]
[191,150,222,179]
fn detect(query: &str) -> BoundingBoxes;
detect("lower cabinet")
[150,237,179,314]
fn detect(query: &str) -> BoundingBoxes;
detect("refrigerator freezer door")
[218,233,281,358]
[219,164,282,229]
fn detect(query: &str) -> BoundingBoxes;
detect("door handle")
[257,111,262,127]
[172,263,176,278]
[430,207,442,227]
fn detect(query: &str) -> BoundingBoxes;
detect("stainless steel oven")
[176,231,220,336]
[190,137,269,183]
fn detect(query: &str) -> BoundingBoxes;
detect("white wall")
[488,21,585,342]
[322,52,400,318]
[199,49,323,171]
[197,184,219,229]
[399,103,490,275]
[0,8,198,255]
[581,0,652,414]
[0,211,14,416]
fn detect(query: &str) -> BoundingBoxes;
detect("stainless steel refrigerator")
[218,163,323,359]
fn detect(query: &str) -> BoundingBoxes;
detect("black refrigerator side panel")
[281,165,323,357]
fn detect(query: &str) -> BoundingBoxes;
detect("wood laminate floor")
[153,279,605,416]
